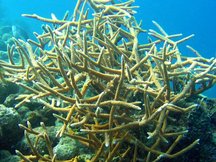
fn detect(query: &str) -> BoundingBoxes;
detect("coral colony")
[0,0,215,161]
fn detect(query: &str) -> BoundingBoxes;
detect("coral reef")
[0,0,215,161]
[0,104,22,149]
[0,24,29,62]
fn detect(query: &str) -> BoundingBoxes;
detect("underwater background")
[0,1,216,161]
[0,0,215,98]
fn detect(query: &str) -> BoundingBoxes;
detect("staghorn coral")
[0,0,216,161]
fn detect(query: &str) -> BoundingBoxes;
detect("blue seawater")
[0,0,215,97]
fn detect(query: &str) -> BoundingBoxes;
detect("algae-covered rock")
[0,150,21,162]
[17,102,56,128]
[53,136,91,160]
[18,125,60,155]
[0,156,21,162]
[4,94,19,108]
[53,136,79,160]
[0,150,11,159]
[0,104,22,150]
[18,124,92,161]
[0,82,19,104]
[162,97,216,162]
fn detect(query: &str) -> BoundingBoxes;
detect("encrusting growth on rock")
[0,0,215,161]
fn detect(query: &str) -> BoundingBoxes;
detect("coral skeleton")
[0,0,215,161]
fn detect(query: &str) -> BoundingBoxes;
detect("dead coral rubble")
[0,0,215,161]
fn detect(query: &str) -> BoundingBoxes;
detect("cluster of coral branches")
[0,0,215,161]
